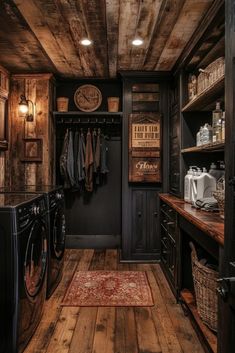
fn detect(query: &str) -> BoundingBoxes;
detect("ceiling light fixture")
[132,38,144,46]
[80,38,92,46]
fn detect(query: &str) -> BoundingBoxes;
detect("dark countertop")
[159,193,224,246]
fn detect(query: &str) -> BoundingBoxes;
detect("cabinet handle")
[163,219,167,223]
[138,211,142,217]
[167,222,174,226]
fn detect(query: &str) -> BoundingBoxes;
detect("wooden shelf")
[182,76,224,112]
[53,111,123,116]
[181,141,225,153]
[180,289,217,353]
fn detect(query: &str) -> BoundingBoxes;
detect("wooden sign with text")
[129,113,161,183]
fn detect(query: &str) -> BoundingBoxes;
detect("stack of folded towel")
[193,197,219,211]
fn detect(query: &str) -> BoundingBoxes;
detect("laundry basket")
[189,242,219,331]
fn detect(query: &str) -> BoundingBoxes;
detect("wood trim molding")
[12,73,54,80]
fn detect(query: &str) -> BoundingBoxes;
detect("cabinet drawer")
[161,202,176,221]
[160,212,177,239]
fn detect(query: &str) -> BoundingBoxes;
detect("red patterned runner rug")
[61,271,154,307]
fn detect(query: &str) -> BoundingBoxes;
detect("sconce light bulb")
[19,104,29,114]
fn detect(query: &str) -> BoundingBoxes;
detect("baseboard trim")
[66,234,121,249]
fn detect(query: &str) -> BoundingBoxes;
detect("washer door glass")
[24,220,47,297]
[53,208,66,259]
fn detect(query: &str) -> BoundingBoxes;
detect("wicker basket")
[197,57,225,95]
[189,242,219,331]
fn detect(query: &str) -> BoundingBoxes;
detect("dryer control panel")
[17,196,46,229]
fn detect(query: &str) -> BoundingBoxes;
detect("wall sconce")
[19,95,35,122]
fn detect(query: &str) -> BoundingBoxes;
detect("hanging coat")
[100,134,109,174]
[85,129,94,192]
[77,131,86,182]
[67,130,75,187]
[59,129,71,189]
[73,130,79,188]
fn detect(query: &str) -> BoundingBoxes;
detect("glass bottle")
[212,102,223,142]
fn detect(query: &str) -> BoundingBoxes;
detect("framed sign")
[129,113,161,183]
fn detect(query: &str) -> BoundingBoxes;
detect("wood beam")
[156,0,214,71]
[106,0,120,77]
[0,1,56,73]
[143,0,186,70]
[118,0,140,70]
[129,0,163,70]
[13,0,79,76]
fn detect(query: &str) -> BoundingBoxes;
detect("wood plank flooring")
[24,249,205,353]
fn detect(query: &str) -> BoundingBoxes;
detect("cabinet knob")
[154,212,158,217]
[138,211,142,217]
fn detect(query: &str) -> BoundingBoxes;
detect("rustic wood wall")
[0,152,5,187]
[5,73,55,187]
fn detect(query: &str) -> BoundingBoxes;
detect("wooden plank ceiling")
[0,0,214,78]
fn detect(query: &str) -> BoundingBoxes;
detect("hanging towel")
[73,130,80,188]
[92,129,97,173]
[67,130,75,187]
[77,130,86,182]
[59,129,71,189]
[95,128,101,170]
[100,134,109,174]
[85,128,94,192]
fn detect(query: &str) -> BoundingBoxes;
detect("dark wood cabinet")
[160,200,179,296]
[131,189,159,259]
[120,71,171,261]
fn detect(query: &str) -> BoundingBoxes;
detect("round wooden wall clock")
[74,84,102,112]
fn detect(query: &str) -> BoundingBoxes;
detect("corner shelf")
[182,76,224,112]
[181,141,224,153]
[180,289,217,353]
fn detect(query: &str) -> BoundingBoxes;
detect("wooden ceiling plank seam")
[117,0,140,70]
[105,0,120,78]
[143,0,186,70]
[155,0,214,71]
[13,0,75,76]
[129,0,164,70]
[0,1,56,73]
[79,0,109,77]
[173,0,225,74]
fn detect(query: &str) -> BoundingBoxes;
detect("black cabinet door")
[147,190,159,253]
[131,189,159,260]
[132,190,147,253]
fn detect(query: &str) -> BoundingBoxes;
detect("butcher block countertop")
[159,193,224,246]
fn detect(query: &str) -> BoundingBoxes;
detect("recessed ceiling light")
[80,38,92,46]
[132,38,143,46]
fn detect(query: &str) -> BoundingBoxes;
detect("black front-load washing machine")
[0,185,66,298]
[0,193,48,353]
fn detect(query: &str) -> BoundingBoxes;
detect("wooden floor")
[24,249,205,353]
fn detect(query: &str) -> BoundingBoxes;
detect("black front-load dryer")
[0,193,48,353]
[0,185,66,298]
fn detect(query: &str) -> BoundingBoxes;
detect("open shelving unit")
[181,141,224,153]
[180,289,217,353]
[182,76,224,112]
